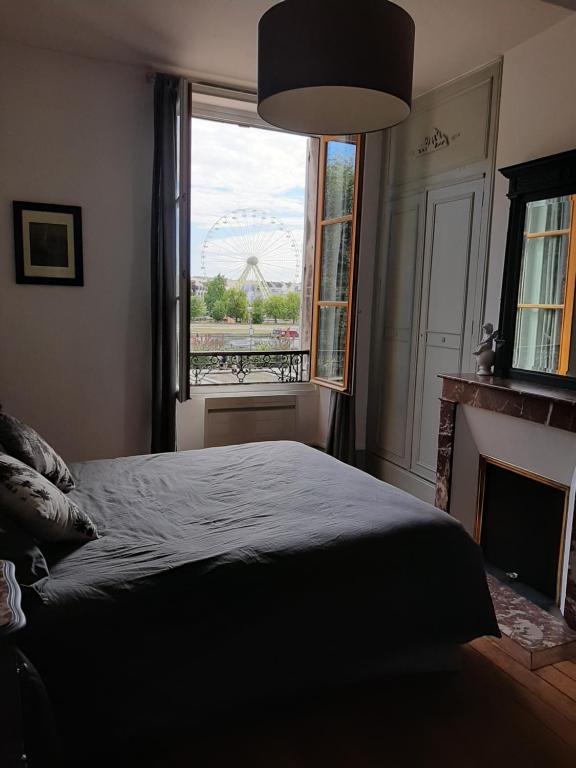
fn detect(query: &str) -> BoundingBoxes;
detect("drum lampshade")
[258,0,415,134]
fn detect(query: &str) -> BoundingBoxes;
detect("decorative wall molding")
[389,76,493,186]
[415,127,455,157]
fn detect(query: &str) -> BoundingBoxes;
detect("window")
[188,112,311,386]
[311,135,363,392]
[179,87,363,394]
[513,196,576,375]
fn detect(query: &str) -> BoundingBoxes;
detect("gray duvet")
[19,441,498,727]
[26,440,498,645]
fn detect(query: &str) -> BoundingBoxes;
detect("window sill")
[185,381,318,399]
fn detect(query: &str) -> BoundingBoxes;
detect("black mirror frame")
[495,148,576,391]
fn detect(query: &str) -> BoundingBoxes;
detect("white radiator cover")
[204,395,297,448]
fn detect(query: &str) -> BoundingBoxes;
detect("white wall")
[484,13,576,324]
[460,17,576,613]
[0,40,153,462]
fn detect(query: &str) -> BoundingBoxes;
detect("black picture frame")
[495,149,576,391]
[13,201,84,286]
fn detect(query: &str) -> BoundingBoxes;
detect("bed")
[18,440,498,739]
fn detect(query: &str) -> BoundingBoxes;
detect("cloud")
[190,118,308,278]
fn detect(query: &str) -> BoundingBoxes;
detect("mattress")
[19,441,498,724]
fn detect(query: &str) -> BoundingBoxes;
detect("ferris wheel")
[201,208,301,298]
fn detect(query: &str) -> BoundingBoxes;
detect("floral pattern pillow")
[0,454,97,543]
[0,412,74,492]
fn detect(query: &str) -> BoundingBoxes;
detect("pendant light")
[257,0,415,135]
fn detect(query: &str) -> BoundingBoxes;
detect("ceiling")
[0,0,572,95]
[542,0,576,8]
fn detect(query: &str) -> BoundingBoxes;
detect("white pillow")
[0,454,98,543]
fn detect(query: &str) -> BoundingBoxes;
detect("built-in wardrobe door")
[411,179,484,482]
[374,192,425,467]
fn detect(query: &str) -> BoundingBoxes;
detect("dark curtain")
[326,390,356,465]
[151,74,179,453]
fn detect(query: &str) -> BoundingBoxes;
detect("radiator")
[203,395,297,448]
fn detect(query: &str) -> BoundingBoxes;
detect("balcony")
[190,350,310,386]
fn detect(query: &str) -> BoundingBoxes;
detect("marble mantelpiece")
[440,373,576,432]
[435,373,576,630]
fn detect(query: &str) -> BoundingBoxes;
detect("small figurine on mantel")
[473,323,498,376]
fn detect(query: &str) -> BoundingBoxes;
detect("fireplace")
[435,373,576,630]
[434,373,576,665]
[475,456,569,605]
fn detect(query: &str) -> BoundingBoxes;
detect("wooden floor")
[123,638,576,767]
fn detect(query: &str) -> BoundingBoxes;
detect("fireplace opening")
[476,457,568,605]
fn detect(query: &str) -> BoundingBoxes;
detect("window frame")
[514,195,576,375]
[559,196,576,374]
[177,80,192,403]
[310,134,364,393]
[178,87,317,394]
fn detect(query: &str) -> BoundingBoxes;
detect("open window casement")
[310,135,364,393]
[177,79,192,402]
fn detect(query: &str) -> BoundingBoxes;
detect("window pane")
[176,108,181,198]
[189,116,309,386]
[513,307,563,373]
[518,234,569,305]
[315,305,347,382]
[525,197,571,234]
[175,201,180,285]
[320,222,352,301]
[323,140,356,221]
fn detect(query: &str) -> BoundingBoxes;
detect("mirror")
[497,150,576,389]
[513,196,576,376]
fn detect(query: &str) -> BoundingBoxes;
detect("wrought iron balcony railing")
[190,350,310,386]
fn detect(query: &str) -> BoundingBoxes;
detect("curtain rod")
[146,71,257,99]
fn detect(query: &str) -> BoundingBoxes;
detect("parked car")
[272,328,299,338]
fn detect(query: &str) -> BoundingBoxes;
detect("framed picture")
[13,201,84,286]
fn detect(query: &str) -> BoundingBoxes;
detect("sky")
[190,117,308,283]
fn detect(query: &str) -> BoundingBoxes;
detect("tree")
[190,295,206,320]
[265,295,287,323]
[211,299,226,322]
[204,274,227,316]
[225,288,248,322]
[283,292,301,322]
[251,296,265,325]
